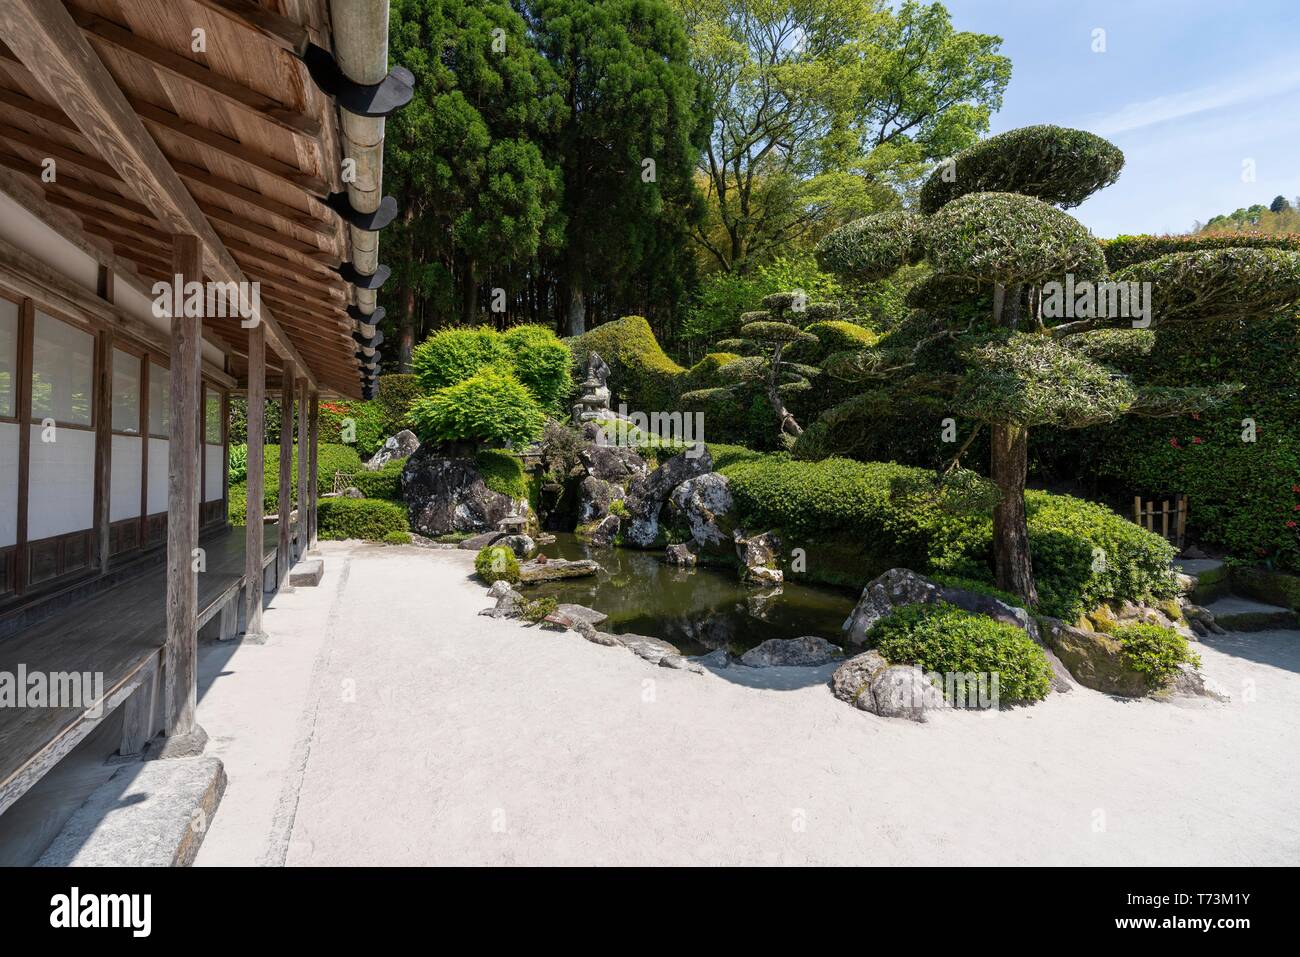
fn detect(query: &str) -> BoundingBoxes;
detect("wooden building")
[0,0,403,853]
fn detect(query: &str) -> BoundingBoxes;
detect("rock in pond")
[556,603,607,628]
[664,543,698,567]
[517,557,601,583]
[668,472,734,549]
[501,534,535,558]
[575,514,620,547]
[403,447,532,536]
[739,636,843,668]
[734,529,783,585]
[366,429,420,470]
[622,445,714,547]
[580,444,647,483]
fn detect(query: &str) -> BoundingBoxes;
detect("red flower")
[1293,485,1300,494]
[1288,521,1298,528]
[1169,438,1181,448]
[1293,504,1300,511]
[1191,436,1202,444]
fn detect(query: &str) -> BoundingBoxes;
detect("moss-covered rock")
[1040,617,1149,697]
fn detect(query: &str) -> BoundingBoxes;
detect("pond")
[524,533,858,656]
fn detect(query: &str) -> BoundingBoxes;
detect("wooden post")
[278,369,294,588]
[308,391,319,550]
[243,322,266,638]
[297,376,309,557]
[162,234,203,750]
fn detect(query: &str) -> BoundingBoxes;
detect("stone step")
[289,558,324,587]
[1173,558,1230,604]
[37,756,226,866]
[1203,596,1299,632]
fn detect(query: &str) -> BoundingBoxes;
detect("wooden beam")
[278,370,294,589]
[0,0,320,389]
[243,321,266,638]
[297,376,309,554]
[186,0,312,55]
[308,391,319,550]
[69,7,321,139]
[163,234,202,744]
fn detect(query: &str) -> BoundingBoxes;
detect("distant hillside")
[1194,195,1300,234]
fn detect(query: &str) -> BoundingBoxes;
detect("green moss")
[475,449,529,500]
[475,544,520,585]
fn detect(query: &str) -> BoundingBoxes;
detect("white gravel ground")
[195,541,1300,867]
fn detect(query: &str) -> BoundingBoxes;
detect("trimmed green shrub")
[712,448,1178,620]
[1103,232,1300,271]
[920,125,1124,213]
[227,443,363,524]
[502,324,572,411]
[412,327,507,392]
[865,602,1053,704]
[475,544,520,585]
[1114,622,1201,689]
[408,367,547,447]
[351,460,405,501]
[476,449,529,500]
[520,596,558,623]
[815,212,926,281]
[1113,248,1300,324]
[925,192,1107,285]
[567,315,687,413]
[382,530,412,544]
[316,497,409,541]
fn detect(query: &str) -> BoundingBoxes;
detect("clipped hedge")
[316,497,409,541]
[350,460,405,501]
[1103,232,1300,271]
[866,602,1053,704]
[711,445,1178,620]
[227,443,363,524]
[815,212,926,281]
[1114,622,1200,689]
[475,544,520,585]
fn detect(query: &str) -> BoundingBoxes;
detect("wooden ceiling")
[0,0,367,397]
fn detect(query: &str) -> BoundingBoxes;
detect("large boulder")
[577,475,623,524]
[1039,617,1149,697]
[366,429,420,470]
[739,636,843,668]
[575,514,620,547]
[843,568,1039,645]
[402,447,531,537]
[622,445,714,547]
[580,444,647,483]
[830,652,948,722]
[517,557,600,583]
[667,473,734,550]
[734,529,783,585]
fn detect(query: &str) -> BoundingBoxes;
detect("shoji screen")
[27,311,94,540]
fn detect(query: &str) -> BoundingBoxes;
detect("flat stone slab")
[556,603,607,627]
[38,756,226,867]
[1174,558,1228,583]
[1204,596,1298,631]
[518,558,600,583]
[289,558,324,587]
[458,531,505,550]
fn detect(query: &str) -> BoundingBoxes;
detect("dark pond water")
[524,534,857,656]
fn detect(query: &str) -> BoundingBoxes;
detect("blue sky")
[941,0,1300,237]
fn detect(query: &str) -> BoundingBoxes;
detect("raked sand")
[194,540,1300,867]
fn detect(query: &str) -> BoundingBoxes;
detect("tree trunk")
[461,256,478,324]
[767,345,802,439]
[565,278,585,337]
[990,423,1038,604]
[397,207,416,372]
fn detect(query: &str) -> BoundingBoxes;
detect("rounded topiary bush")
[316,497,409,541]
[865,602,1053,704]
[816,211,926,280]
[1114,622,1200,689]
[408,366,547,447]
[919,125,1124,214]
[925,192,1107,285]
[475,544,520,585]
[501,323,573,410]
[411,327,507,392]
[1112,248,1300,324]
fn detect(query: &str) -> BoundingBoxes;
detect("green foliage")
[568,315,688,412]
[520,596,559,623]
[227,443,364,524]
[714,448,1177,619]
[815,212,926,281]
[316,497,410,541]
[475,544,520,585]
[409,367,547,447]
[1103,232,1300,271]
[475,449,530,500]
[501,324,572,410]
[411,327,508,392]
[925,191,1107,284]
[382,530,413,544]
[927,573,1026,609]
[351,461,406,502]
[865,602,1052,704]
[919,125,1124,213]
[1113,248,1300,325]
[228,443,248,484]
[1114,622,1201,689]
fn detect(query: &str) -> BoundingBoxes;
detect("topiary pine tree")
[682,292,837,445]
[815,124,1300,605]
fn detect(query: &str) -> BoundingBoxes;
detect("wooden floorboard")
[0,524,281,811]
